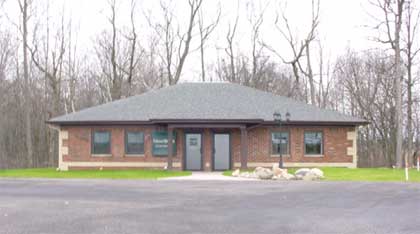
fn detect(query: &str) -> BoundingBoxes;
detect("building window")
[304,131,323,155]
[125,131,144,155]
[92,131,111,155]
[272,132,289,155]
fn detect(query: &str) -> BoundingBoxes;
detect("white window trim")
[124,154,145,157]
[303,154,324,157]
[270,154,291,158]
[91,154,112,157]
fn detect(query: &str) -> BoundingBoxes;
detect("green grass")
[224,167,420,182]
[0,168,191,180]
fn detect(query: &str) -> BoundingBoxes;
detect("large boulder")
[302,173,319,181]
[309,168,324,178]
[302,172,321,181]
[295,168,324,181]
[273,172,296,181]
[232,169,240,177]
[254,167,265,173]
[272,167,288,177]
[284,173,296,180]
[254,167,273,180]
[295,168,311,177]
[249,172,258,179]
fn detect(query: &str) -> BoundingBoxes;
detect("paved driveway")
[0,179,419,234]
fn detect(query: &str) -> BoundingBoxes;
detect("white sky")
[1,0,387,82]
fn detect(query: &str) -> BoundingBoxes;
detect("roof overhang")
[263,120,369,127]
[46,118,369,127]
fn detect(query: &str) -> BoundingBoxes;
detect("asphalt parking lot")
[0,179,419,234]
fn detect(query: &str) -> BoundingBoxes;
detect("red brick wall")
[61,125,355,170]
[232,126,354,165]
[62,126,183,164]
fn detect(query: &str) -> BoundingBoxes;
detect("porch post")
[167,127,173,170]
[240,126,248,170]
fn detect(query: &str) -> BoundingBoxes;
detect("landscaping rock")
[284,173,296,180]
[254,167,265,173]
[239,172,250,178]
[295,174,304,180]
[249,172,258,179]
[310,168,324,178]
[294,168,324,180]
[295,168,311,177]
[232,169,240,177]
[302,173,320,181]
[272,167,287,177]
[255,167,273,180]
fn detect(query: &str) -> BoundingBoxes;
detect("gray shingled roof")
[49,82,367,125]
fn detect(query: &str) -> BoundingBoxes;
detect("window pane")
[271,132,289,155]
[93,131,110,154]
[126,131,144,154]
[304,132,323,155]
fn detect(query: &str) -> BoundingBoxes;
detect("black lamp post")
[273,111,291,168]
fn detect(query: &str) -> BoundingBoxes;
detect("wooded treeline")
[0,0,419,169]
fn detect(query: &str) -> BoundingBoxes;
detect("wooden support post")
[240,126,248,170]
[167,127,173,170]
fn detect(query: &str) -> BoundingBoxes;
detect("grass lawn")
[223,167,420,182]
[0,168,191,180]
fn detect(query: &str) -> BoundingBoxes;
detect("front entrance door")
[213,133,231,171]
[185,133,202,170]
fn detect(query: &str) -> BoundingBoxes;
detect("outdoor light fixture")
[273,111,291,168]
[286,111,291,121]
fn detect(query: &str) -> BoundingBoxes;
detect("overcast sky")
[1,0,386,82]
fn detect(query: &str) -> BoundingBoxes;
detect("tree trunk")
[22,0,33,167]
[306,44,316,105]
[394,3,404,168]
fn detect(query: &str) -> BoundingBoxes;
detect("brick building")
[48,83,367,171]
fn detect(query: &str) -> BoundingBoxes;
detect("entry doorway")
[185,133,203,170]
[213,133,231,171]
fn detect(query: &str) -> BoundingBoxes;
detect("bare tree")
[317,40,333,109]
[402,0,420,166]
[372,0,405,168]
[28,1,69,167]
[248,2,266,87]
[29,11,66,117]
[64,18,78,114]
[216,11,240,83]
[149,0,204,85]
[197,4,220,82]
[108,0,120,100]
[18,0,34,167]
[125,0,137,95]
[94,0,141,101]
[0,31,12,82]
[333,50,396,167]
[265,0,319,102]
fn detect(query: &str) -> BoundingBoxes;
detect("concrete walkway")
[159,171,258,181]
